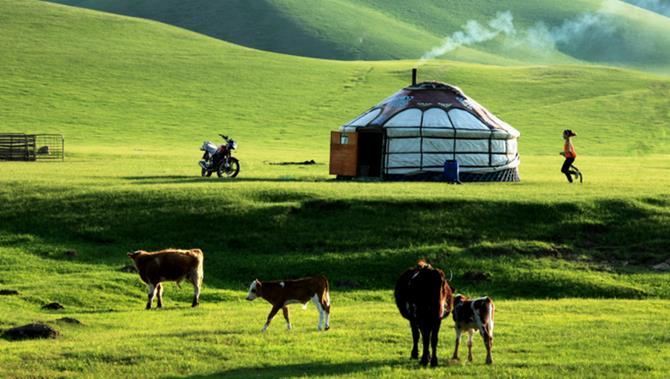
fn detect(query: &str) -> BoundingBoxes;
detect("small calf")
[127,249,204,309]
[246,276,330,332]
[451,295,495,364]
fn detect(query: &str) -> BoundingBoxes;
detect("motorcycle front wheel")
[201,168,212,177]
[217,157,240,178]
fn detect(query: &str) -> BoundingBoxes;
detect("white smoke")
[523,12,615,52]
[625,0,670,16]
[418,11,515,65]
[417,4,621,64]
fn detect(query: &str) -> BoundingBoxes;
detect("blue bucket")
[443,159,460,183]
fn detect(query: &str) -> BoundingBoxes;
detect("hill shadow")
[0,186,668,298]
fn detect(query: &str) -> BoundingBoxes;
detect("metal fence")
[0,133,64,161]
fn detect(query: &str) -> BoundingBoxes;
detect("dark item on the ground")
[2,323,59,340]
[333,279,361,290]
[198,134,240,178]
[451,295,495,365]
[55,317,82,325]
[42,302,64,310]
[0,289,19,296]
[0,133,64,161]
[652,262,670,271]
[462,271,492,283]
[119,263,138,273]
[127,249,204,309]
[64,250,77,258]
[268,160,317,165]
[395,261,453,367]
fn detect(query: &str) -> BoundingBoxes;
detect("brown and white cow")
[245,276,330,332]
[451,294,495,364]
[395,261,453,367]
[127,249,204,309]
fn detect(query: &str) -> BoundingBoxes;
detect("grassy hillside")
[1,1,670,377]
[48,0,670,71]
[3,2,670,156]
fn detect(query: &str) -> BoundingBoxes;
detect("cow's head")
[246,279,262,301]
[453,294,468,307]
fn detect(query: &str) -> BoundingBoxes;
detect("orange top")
[564,140,576,158]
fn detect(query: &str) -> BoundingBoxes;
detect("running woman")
[560,129,579,183]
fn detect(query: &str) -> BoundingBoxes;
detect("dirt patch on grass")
[42,302,64,310]
[2,323,59,340]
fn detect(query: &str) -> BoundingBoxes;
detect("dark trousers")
[561,157,576,182]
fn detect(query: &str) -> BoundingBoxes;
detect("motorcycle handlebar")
[219,134,229,140]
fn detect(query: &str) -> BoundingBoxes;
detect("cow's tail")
[473,297,494,338]
[190,249,204,285]
[394,271,413,320]
[322,276,331,311]
[487,298,495,338]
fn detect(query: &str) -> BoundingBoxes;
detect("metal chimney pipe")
[412,68,417,86]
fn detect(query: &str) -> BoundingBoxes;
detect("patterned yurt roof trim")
[343,81,519,138]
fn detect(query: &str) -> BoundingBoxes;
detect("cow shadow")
[182,359,405,379]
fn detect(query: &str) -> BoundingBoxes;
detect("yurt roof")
[344,80,519,138]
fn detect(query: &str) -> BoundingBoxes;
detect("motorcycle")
[198,134,240,178]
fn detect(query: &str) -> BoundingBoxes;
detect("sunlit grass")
[1,2,670,377]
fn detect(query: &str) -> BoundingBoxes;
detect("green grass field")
[1,1,670,378]
[2,297,669,378]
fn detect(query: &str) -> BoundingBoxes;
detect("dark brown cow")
[395,261,453,367]
[451,295,495,364]
[245,276,330,332]
[127,249,204,309]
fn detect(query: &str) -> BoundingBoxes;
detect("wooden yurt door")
[330,131,358,177]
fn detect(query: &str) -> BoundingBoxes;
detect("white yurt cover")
[341,81,520,180]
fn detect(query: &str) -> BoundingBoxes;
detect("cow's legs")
[156,283,164,308]
[146,283,157,310]
[311,295,324,330]
[451,327,463,360]
[452,328,462,360]
[467,330,474,362]
[430,319,441,367]
[282,307,292,330]
[262,305,281,332]
[419,323,431,366]
[322,298,331,331]
[190,272,201,307]
[410,319,420,359]
[480,324,493,365]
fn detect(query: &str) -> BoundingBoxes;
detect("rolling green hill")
[48,0,670,72]
[2,1,669,156]
[1,1,670,377]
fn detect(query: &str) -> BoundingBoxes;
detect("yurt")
[330,69,520,181]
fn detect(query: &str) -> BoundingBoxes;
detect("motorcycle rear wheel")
[217,157,240,178]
